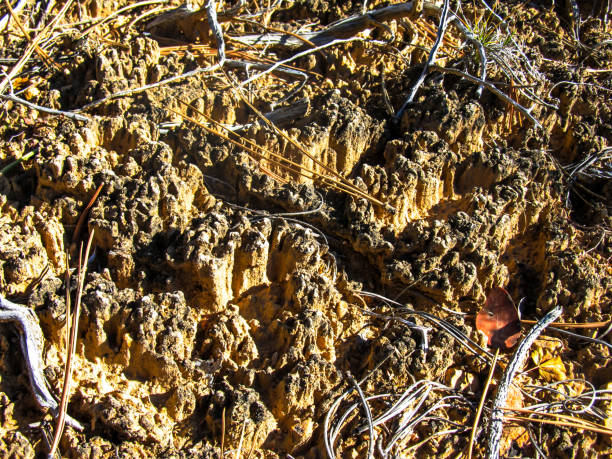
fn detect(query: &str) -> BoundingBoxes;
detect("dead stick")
[486,305,562,459]
[0,294,83,431]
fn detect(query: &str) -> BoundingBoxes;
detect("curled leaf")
[476,287,522,350]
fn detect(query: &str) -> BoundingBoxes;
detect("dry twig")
[0,294,83,431]
[486,305,563,459]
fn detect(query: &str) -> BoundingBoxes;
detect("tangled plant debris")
[0,0,611,457]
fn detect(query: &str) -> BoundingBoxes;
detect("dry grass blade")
[3,0,58,70]
[169,104,337,185]
[502,406,612,433]
[235,416,247,459]
[221,406,226,458]
[520,319,611,329]
[48,230,95,457]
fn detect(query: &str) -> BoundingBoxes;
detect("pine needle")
[48,229,95,457]
[467,348,499,459]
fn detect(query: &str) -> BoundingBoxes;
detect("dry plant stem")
[172,101,387,209]
[0,92,91,122]
[49,230,95,457]
[237,36,367,87]
[467,348,499,459]
[221,406,226,458]
[235,417,247,459]
[72,183,104,244]
[225,58,308,98]
[347,374,375,459]
[520,319,611,329]
[0,294,83,431]
[395,0,451,120]
[232,1,425,47]
[357,290,494,361]
[502,406,612,433]
[229,97,310,130]
[486,305,562,459]
[206,0,226,66]
[0,0,74,95]
[546,325,612,350]
[324,353,395,458]
[429,65,542,127]
[448,20,486,97]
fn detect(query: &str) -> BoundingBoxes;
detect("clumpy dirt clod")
[0,0,611,457]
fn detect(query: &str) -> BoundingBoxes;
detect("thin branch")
[429,65,542,127]
[0,294,83,431]
[0,0,26,30]
[395,0,451,120]
[77,0,168,39]
[1,92,91,122]
[467,348,499,459]
[486,306,562,459]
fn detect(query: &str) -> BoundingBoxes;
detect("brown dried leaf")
[476,287,521,350]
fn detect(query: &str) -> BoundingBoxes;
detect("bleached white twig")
[1,92,91,122]
[395,0,451,120]
[0,294,83,431]
[429,65,542,127]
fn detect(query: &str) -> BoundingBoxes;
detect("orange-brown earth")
[0,0,610,457]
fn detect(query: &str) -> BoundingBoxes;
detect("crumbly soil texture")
[0,0,611,457]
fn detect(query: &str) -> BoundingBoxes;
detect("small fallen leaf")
[539,355,567,381]
[476,287,521,350]
[531,346,568,382]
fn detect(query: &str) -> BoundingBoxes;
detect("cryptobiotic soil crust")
[0,0,611,457]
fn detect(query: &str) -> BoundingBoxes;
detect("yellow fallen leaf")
[538,355,567,381]
[531,345,568,382]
